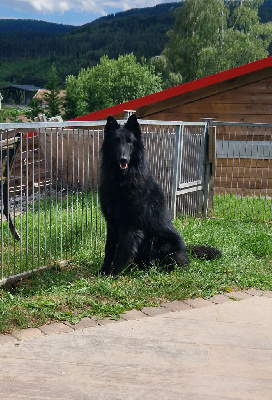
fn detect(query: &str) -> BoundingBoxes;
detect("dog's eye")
[127,138,132,144]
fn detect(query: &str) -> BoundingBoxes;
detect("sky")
[0,0,176,26]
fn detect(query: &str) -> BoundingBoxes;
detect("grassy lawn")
[0,194,271,333]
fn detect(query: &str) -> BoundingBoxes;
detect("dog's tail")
[188,245,222,260]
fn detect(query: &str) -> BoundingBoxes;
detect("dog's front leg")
[111,228,144,276]
[100,223,119,275]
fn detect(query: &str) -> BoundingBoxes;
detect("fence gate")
[169,122,210,219]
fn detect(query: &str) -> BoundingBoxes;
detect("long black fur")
[98,114,221,276]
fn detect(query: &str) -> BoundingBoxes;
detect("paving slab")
[11,328,44,341]
[121,309,147,320]
[262,290,272,298]
[66,317,98,330]
[0,295,272,400]
[0,334,16,345]
[216,296,272,325]
[225,290,252,300]
[141,306,169,316]
[245,288,265,296]
[183,297,215,308]
[208,294,231,304]
[161,300,192,311]
[39,322,74,335]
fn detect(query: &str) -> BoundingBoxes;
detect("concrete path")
[1,290,272,399]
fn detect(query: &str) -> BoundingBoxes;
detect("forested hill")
[0,2,181,87]
[0,19,75,33]
[0,0,272,87]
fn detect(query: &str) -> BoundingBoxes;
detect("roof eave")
[71,56,272,122]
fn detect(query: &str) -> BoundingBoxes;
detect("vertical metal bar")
[170,124,183,220]
[55,128,59,262]
[0,129,3,279]
[19,132,23,272]
[70,128,75,253]
[65,128,70,260]
[49,128,53,265]
[97,127,102,248]
[85,128,90,246]
[43,128,47,267]
[6,130,10,275]
[90,127,95,246]
[76,128,80,245]
[12,130,16,274]
[239,124,248,219]
[81,128,85,241]
[60,127,64,261]
[201,123,210,217]
[229,125,237,219]
[31,129,35,271]
[264,127,272,221]
[37,129,41,270]
[25,129,29,271]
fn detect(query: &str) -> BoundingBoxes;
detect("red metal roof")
[71,56,272,121]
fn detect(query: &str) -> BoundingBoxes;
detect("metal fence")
[211,121,272,221]
[0,119,209,284]
[0,119,271,284]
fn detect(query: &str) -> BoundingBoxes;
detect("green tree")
[44,63,62,117]
[24,98,43,121]
[0,109,10,123]
[149,55,183,89]
[164,0,272,83]
[64,54,162,119]
[0,107,22,122]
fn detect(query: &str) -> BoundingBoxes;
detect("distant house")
[72,56,272,124]
[34,89,66,110]
[0,85,41,105]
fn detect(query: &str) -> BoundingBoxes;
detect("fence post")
[170,124,183,220]
[124,110,136,119]
[208,124,217,212]
[201,118,215,217]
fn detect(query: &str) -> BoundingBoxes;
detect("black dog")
[98,114,221,275]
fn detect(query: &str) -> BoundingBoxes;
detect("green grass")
[0,194,272,333]
[213,194,272,222]
[1,192,106,278]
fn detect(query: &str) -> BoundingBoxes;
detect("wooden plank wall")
[214,123,272,196]
[215,158,272,196]
[9,128,103,198]
[148,77,272,124]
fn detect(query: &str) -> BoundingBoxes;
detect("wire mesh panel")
[213,121,272,221]
[0,122,106,284]
[140,121,175,207]
[140,121,209,218]
[0,119,210,283]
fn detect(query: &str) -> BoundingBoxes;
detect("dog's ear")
[105,115,119,133]
[125,114,141,137]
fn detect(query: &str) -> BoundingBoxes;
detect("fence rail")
[0,119,271,284]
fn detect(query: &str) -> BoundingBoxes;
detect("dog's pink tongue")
[120,162,128,170]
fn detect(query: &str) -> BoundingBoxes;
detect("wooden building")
[0,85,41,105]
[73,57,272,198]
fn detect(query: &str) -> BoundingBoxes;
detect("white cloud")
[1,0,173,15]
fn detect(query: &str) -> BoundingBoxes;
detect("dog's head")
[102,114,144,172]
